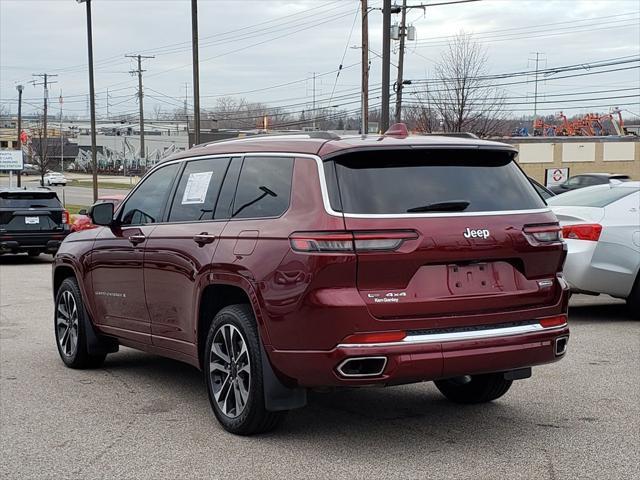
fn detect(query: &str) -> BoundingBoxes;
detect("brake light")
[523,224,562,244]
[539,314,567,328]
[342,331,407,344]
[290,231,417,253]
[562,224,602,242]
[62,210,70,225]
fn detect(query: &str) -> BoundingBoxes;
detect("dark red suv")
[52,131,570,434]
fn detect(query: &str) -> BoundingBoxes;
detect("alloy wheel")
[56,290,79,357]
[209,324,251,418]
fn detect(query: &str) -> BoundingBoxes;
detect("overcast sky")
[1,0,639,120]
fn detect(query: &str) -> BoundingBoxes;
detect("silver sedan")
[548,182,640,316]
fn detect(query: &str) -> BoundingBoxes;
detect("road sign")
[545,167,569,187]
[0,150,24,171]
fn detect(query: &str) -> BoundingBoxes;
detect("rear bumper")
[0,232,68,253]
[267,324,570,387]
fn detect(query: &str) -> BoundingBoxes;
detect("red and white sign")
[545,167,569,187]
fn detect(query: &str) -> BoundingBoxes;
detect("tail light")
[523,224,562,244]
[341,331,407,344]
[290,231,418,253]
[562,223,602,241]
[62,210,70,225]
[538,314,568,328]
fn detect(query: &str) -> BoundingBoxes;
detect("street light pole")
[16,84,23,188]
[78,0,99,202]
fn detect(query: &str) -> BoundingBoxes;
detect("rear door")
[325,147,565,326]
[144,156,238,355]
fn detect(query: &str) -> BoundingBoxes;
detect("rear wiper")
[407,200,470,213]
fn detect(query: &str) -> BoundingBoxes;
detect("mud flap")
[261,345,307,412]
[83,314,119,356]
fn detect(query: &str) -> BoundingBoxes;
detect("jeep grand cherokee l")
[52,130,570,435]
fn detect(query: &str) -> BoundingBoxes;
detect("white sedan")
[548,182,640,316]
[42,172,68,186]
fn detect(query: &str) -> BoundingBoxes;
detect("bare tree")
[153,104,165,120]
[29,115,59,184]
[429,33,506,137]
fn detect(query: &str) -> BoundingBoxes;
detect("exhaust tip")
[555,336,569,356]
[337,357,387,378]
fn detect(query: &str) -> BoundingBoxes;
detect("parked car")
[42,172,69,186]
[549,173,630,194]
[547,182,640,315]
[52,130,570,435]
[21,164,39,176]
[529,177,555,200]
[0,188,70,256]
[70,195,125,232]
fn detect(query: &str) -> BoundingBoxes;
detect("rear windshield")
[325,149,545,214]
[547,185,638,207]
[0,192,61,209]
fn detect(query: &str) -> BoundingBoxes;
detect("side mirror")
[78,209,87,215]
[91,202,114,227]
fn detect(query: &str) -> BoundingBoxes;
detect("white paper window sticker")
[181,171,213,205]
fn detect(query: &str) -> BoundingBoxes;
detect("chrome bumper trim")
[337,323,568,348]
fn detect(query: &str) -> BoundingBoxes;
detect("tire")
[204,304,286,435]
[435,373,512,404]
[626,274,640,319]
[54,277,106,369]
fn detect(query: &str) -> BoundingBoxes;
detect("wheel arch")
[197,280,268,369]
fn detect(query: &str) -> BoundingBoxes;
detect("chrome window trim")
[337,322,568,348]
[153,151,552,219]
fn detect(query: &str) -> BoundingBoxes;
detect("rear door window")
[168,157,231,222]
[231,156,294,219]
[326,149,545,214]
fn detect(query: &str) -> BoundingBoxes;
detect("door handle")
[128,234,146,245]
[193,233,216,246]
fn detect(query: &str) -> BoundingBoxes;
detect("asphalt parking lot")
[1,255,638,479]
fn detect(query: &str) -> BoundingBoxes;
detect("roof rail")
[191,130,342,149]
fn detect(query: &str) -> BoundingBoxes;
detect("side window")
[584,176,602,186]
[168,157,230,222]
[566,176,582,187]
[214,157,242,220]
[120,163,179,225]
[231,156,294,219]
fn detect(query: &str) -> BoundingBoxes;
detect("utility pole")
[126,54,154,167]
[32,73,58,180]
[394,0,408,124]
[532,52,541,120]
[312,72,317,130]
[184,82,189,121]
[16,84,23,187]
[381,0,392,133]
[77,0,99,202]
[361,0,369,134]
[191,0,201,146]
[106,88,110,120]
[59,91,64,174]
